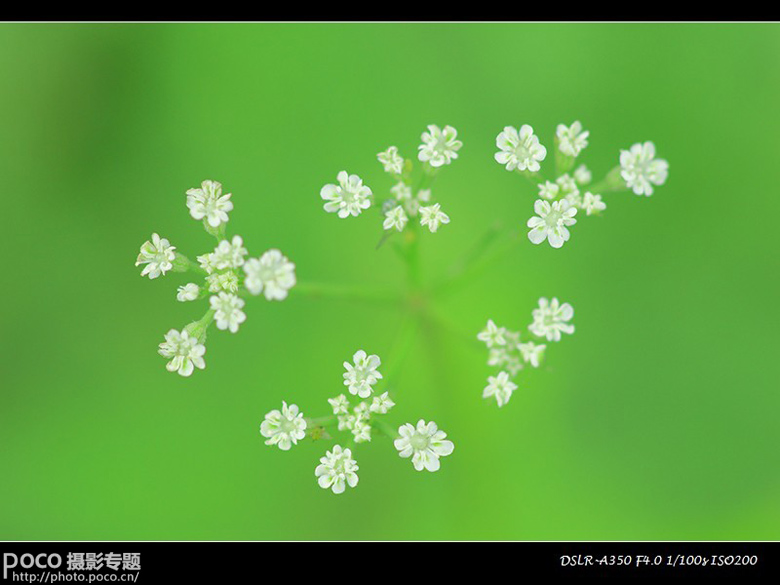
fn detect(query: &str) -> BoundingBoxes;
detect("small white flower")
[504,354,523,377]
[260,401,307,451]
[477,319,507,348]
[243,249,296,301]
[527,199,578,249]
[352,419,372,443]
[504,330,521,346]
[320,171,372,218]
[337,414,355,432]
[582,191,607,215]
[483,371,518,407]
[206,271,239,293]
[494,124,547,172]
[557,173,581,207]
[417,189,431,203]
[419,203,450,233]
[353,400,370,419]
[538,181,560,200]
[529,297,575,342]
[519,341,546,367]
[135,233,176,279]
[176,283,200,302]
[487,347,509,367]
[209,292,246,333]
[394,420,454,472]
[383,205,408,232]
[186,180,234,227]
[158,329,206,377]
[370,391,395,414]
[328,394,350,415]
[418,124,462,167]
[343,350,382,398]
[390,182,412,202]
[211,236,247,270]
[574,164,592,185]
[556,121,589,158]
[378,146,404,175]
[620,141,669,196]
[315,445,359,494]
[197,253,215,275]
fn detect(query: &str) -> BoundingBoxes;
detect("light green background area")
[1,23,778,540]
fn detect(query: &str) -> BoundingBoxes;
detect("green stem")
[432,230,520,300]
[373,417,399,440]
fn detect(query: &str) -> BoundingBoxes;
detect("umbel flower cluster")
[135,119,666,495]
[135,180,296,376]
[495,121,668,248]
[260,350,454,494]
[478,297,575,407]
[321,124,462,239]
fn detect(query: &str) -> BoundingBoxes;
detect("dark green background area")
[1,23,778,540]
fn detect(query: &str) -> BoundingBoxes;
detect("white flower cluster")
[261,348,454,494]
[323,124,459,236]
[329,389,395,445]
[477,297,574,407]
[136,179,297,376]
[495,121,668,249]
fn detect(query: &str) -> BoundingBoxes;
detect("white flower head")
[557,173,581,207]
[504,330,521,346]
[158,328,206,377]
[209,292,246,333]
[487,347,509,367]
[186,180,233,228]
[620,141,669,196]
[343,350,383,398]
[477,319,507,348]
[527,199,578,249]
[315,445,359,494]
[504,354,523,377]
[574,164,592,185]
[556,121,589,158]
[260,401,307,451]
[351,419,372,443]
[320,171,373,218]
[483,371,518,407]
[582,191,607,216]
[419,203,450,233]
[417,188,431,203]
[390,182,412,202]
[197,253,216,275]
[206,271,239,293]
[243,249,296,301]
[328,394,350,415]
[494,124,547,172]
[519,341,546,368]
[538,181,560,201]
[383,205,408,232]
[370,391,395,414]
[176,283,200,302]
[394,420,454,472]
[378,146,405,175]
[135,233,176,279]
[529,297,575,342]
[211,235,247,270]
[418,124,462,167]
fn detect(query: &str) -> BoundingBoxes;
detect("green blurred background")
[1,23,779,540]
